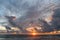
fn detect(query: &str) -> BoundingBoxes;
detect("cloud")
[0,0,60,32]
[51,8,60,30]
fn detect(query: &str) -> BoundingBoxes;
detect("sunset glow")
[32,32,36,36]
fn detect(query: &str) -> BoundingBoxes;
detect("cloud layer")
[0,0,60,32]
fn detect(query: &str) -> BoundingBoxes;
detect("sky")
[0,0,60,32]
[0,0,59,17]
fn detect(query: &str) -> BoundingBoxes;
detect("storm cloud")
[0,0,60,32]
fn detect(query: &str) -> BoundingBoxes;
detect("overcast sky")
[0,0,59,18]
[0,0,60,32]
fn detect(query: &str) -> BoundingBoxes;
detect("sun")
[32,32,37,36]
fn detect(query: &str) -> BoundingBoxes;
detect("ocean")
[0,35,60,40]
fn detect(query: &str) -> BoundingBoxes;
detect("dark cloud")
[0,0,60,32]
[51,8,60,30]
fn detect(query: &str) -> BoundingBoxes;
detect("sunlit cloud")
[0,0,60,33]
